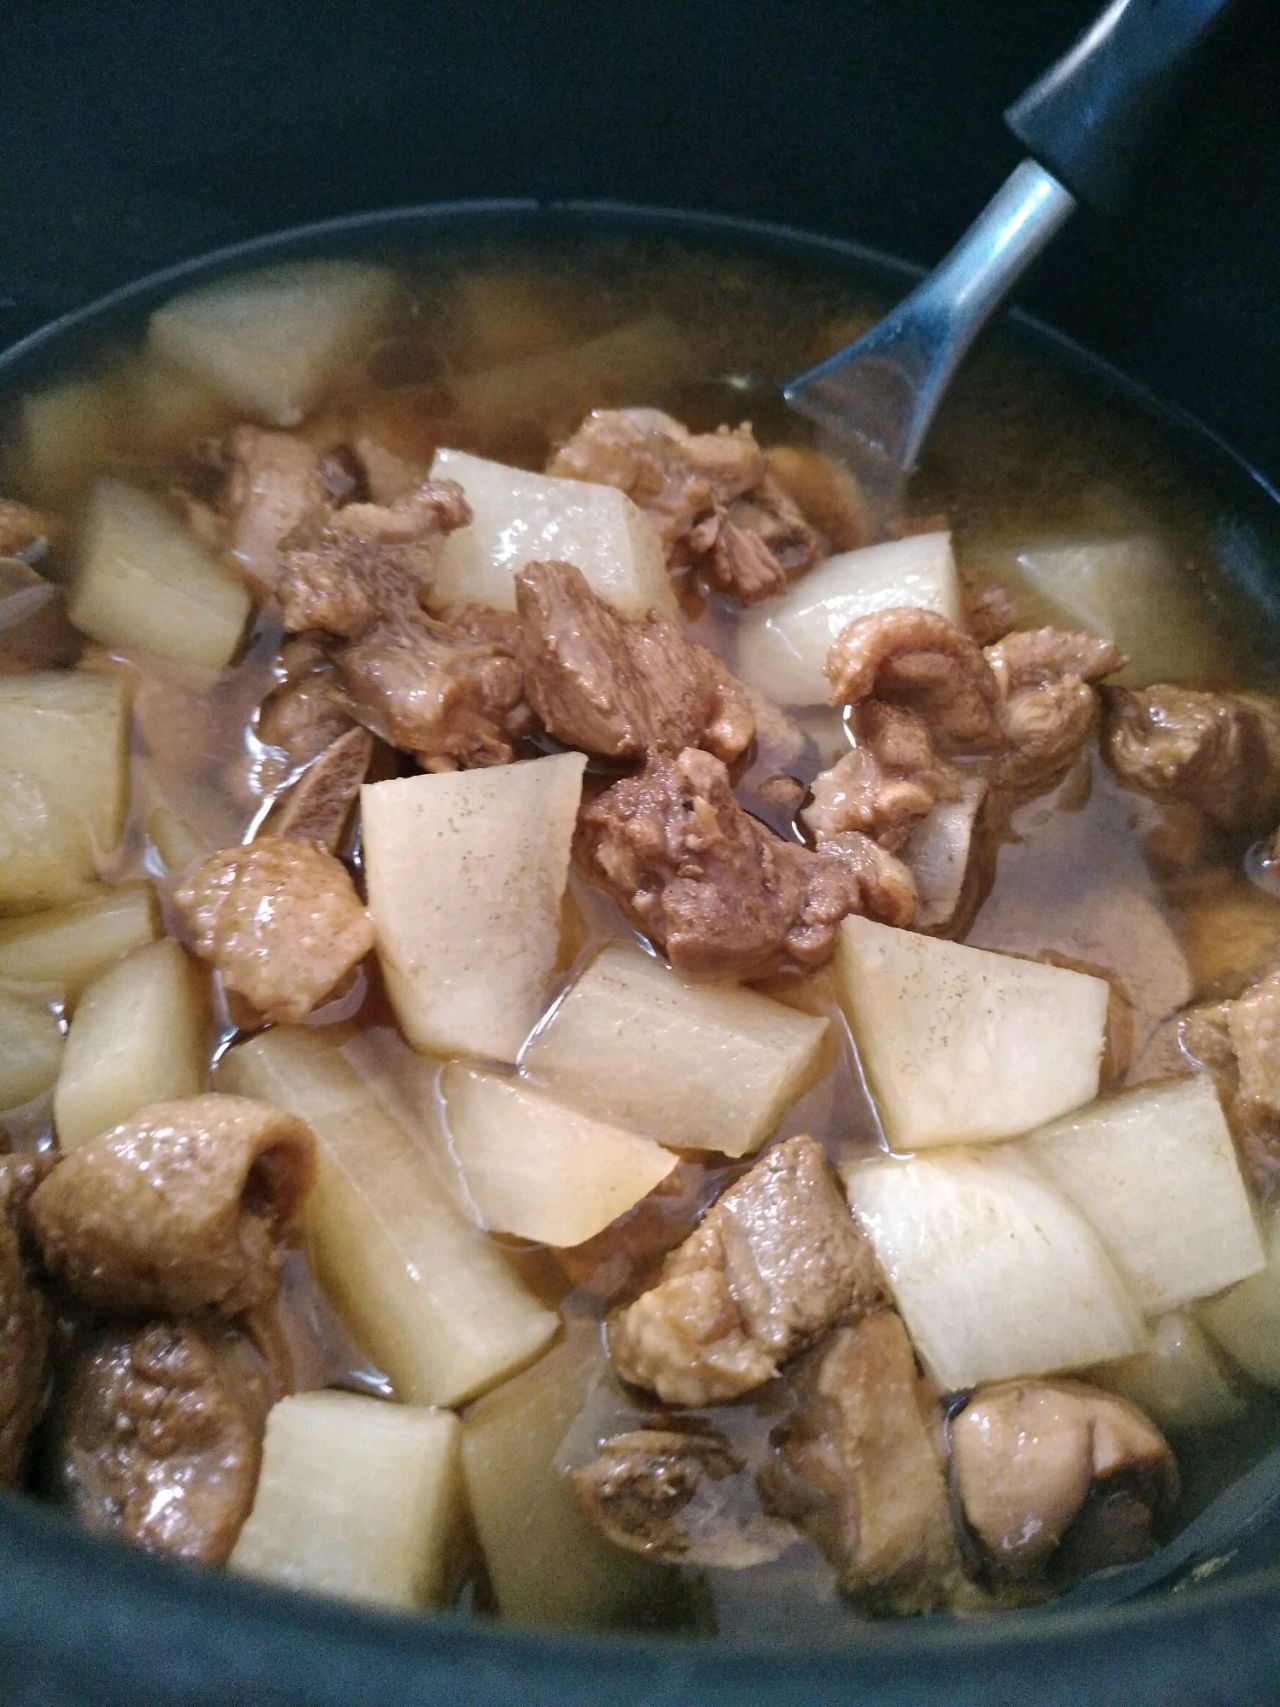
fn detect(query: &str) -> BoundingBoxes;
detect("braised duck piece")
[609,1135,883,1405]
[985,627,1127,791]
[1105,685,1280,831]
[1183,971,1280,1190]
[573,1427,795,1567]
[515,559,754,762]
[950,1379,1178,1585]
[802,702,962,851]
[580,747,916,981]
[28,1094,315,1317]
[549,408,822,602]
[45,1319,271,1563]
[761,1312,973,1615]
[176,836,373,1024]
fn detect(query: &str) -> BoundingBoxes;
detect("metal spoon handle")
[785,159,1075,470]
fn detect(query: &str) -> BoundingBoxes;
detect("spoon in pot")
[785,0,1238,535]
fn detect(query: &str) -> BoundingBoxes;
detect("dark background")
[3,0,1277,477]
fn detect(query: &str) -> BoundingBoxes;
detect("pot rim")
[2,195,1278,1707]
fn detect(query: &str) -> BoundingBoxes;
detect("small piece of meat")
[175,836,373,1023]
[959,574,1019,647]
[335,607,531,772]
[580,747,916,981]
[986,627,1127,792]
[765,446,869,553]
[555,1161,708,1300]
[0,1150,58,1225]
[47,1319,270,1562]
[1183,976,1280,1189]
[225,427,332,593]
[277,477,471,637]
[950,1380,1178,1584]
[263,726,374,852]
[549,409,822,602]
[515,559,754,762]
[253,638,357,794]
[1105,686,1280,831]
[760,1312,971,1614]
[609,1135,884,1405]
[690,474,823,603]
[826,608,1004,752]
[28,1093,315,1317]
[573,1428,795,1567]
[803,703,962,851]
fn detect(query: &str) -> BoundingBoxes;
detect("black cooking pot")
[3,6,1280,1703]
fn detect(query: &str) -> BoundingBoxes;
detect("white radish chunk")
[220,1026,556,1407]
[54,937,208,1149]
[1024,1076,1264,1314]
[149,260,396,426]
[834,915,1108,1149]
[0,670,129,910]
[427,449,675,619]
[71,481,250,671]
[361,753,586,1064]
[735,532,961,707]
[0,991,63,1108]
[231,1392,462,1609]
[522,942,827,1156]
[365,754,587,1058]
[442,1065,676,1247]
[847,1147,1147,1392]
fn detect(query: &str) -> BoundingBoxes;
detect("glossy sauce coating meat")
[176,836,373,1024]
[45,1319,271,1562]
[29,1095,315,1316]
[609,1135,884,1405]
[581,747,916,980]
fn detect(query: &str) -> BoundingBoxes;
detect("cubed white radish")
[523,942,827,1156]
[968,534,1222,687]
[1023,1076,1264,1314]
[0,670,129,910]
[54,937,209,1149]
[361,754,586,1064]
[902,776,987,933]
[442,1065,676,1247]
[735,532,961,707]
[462,1322,679,1627]
[427,448,676,619]
[231,1393,462,1609]
[847,1147,1147,1391]
[0,883,159,1001]
[1089,1311,1245,1432]
[0,991,63,1108]
[1199,1207,1280,1388]
[834,915,1108,1149]
[219,1027,556,1407]
[20,376,121,504]
[149,259,396,426]
[70,480,250,670]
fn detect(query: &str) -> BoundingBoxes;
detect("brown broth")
[6,233,1280,1637]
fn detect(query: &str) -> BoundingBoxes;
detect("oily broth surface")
[6,235,1280,1635]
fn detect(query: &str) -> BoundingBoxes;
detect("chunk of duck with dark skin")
[950,1380,1178,1586]
[548,408,823,602]
[580,747,916,981]
[760,1311,975,1615]
[44,1318,271,1563]
[609,1135,884,1406]
[514,559,754,763]
[1105,685,1280,832]
[573,1428,796,1567]
[28,1095,316,1318]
